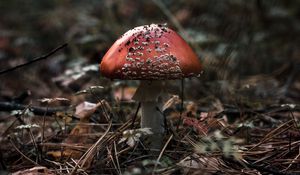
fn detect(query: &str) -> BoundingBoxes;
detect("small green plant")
[195,130,244,161]
[119,128,153,147]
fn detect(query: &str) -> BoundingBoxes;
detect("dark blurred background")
[0,0,299,107]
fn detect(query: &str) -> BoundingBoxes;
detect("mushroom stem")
[141,100,164,131]
[133,80,166,149]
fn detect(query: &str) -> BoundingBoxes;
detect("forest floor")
[0,1,300,174]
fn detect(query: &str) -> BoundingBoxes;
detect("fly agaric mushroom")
[100,24,202,149]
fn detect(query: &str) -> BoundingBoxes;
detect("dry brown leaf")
[114,86,136,101]
[163,95,180,111]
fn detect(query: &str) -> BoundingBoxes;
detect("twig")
[245,161,293,175]
[176,78,184,131]
[151,0,206,55]
[153,134,173,174]
[131,102,141,129]
[248,120,294,151]
[283,146,300,172]
[0,43,68,75]
[39,142,89,150]
[114,141,122,175]
[14,106,41,162]
[107,146,119,174]
[9,137,39,166]
[0,101,71,116]
[151,0,187,39]
[89,89,111,122]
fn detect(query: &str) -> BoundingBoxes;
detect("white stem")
[141,101,164,134]
[132,81,166,149]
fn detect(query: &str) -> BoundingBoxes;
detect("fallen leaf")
[114,86,136,101]
[163,95,180,111]
[75,101,98,120]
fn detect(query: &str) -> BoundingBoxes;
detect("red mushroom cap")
[100,24,202,80]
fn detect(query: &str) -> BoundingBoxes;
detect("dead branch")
[0,101,70,116]
[0,43,68,76]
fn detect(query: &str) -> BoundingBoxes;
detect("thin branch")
[177,78,184,131]
[131,102,141,129]
[153,134,173,174]
[9,137,39,166]
[152,0,186,38]
[0,43,68,75]
[0,101,71,116]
